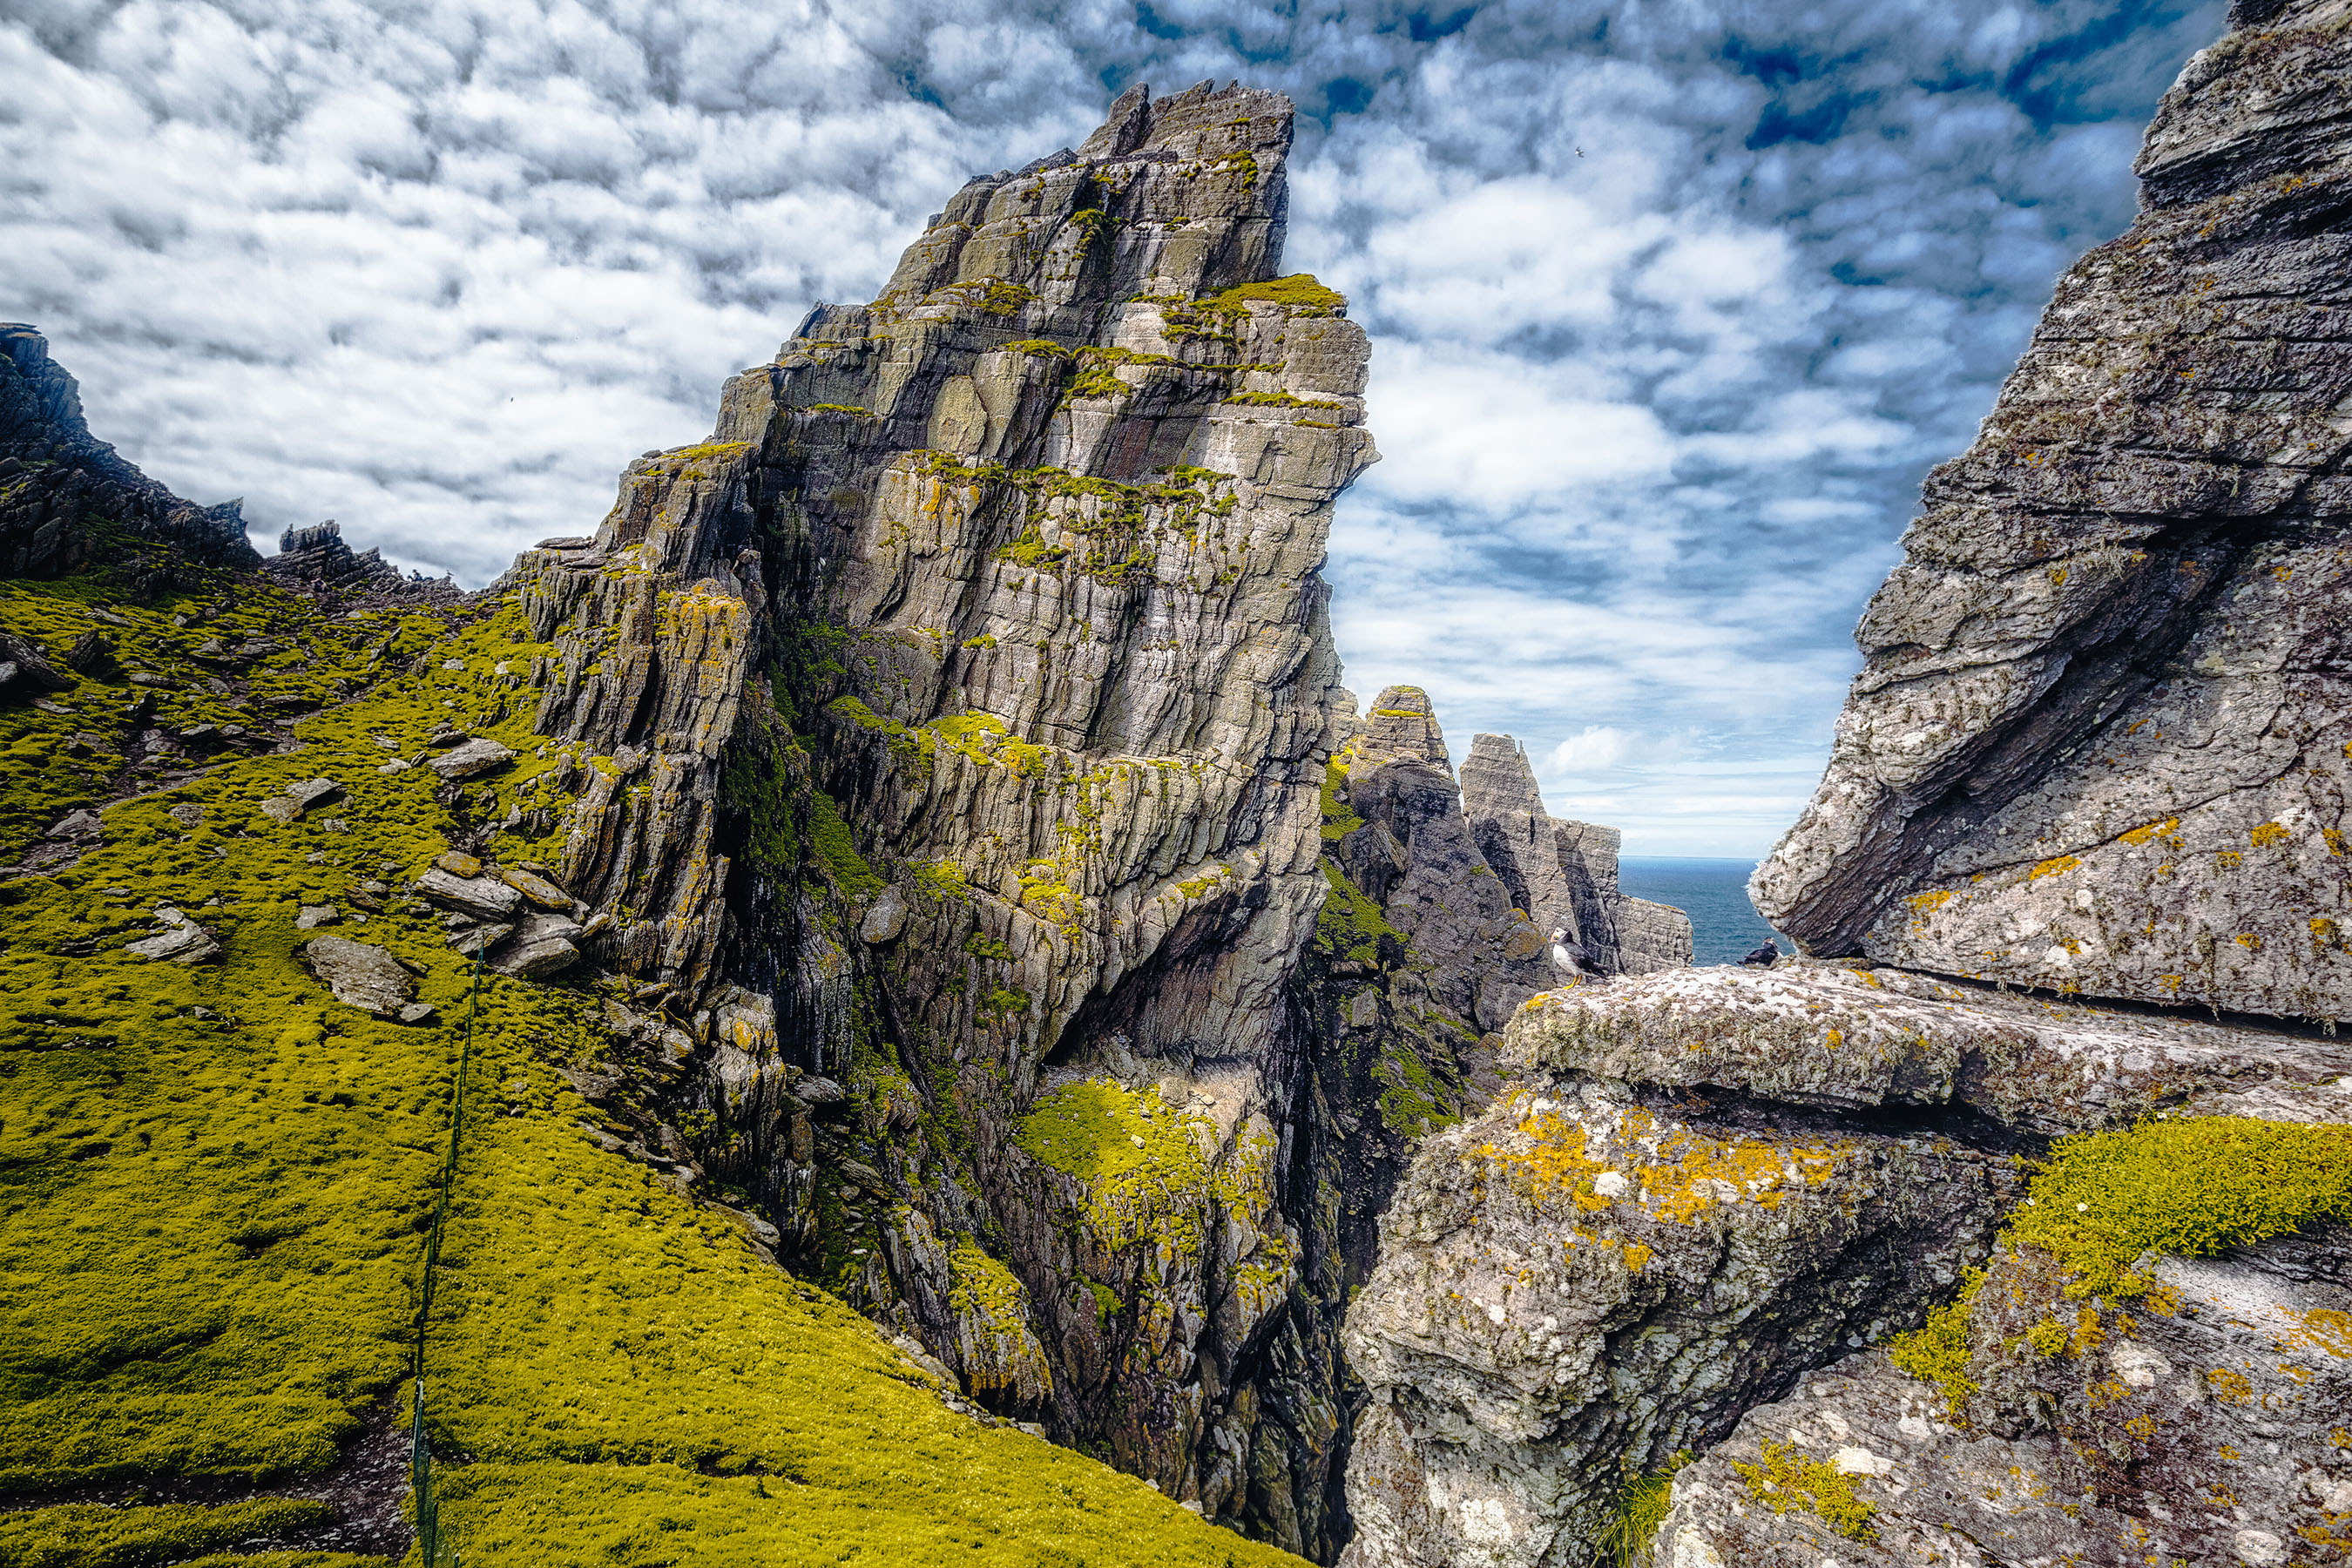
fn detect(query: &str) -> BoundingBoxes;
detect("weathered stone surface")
[1754,0,2352,1023]
[301,936,416,1014]
[1339,1078,2023,1568]
[500,866,571,909]
[286,777,343,808]
[0,323,260,586]
[1514,960,2352,1136]
[1655,1221,2352,1568]
[258,795,303,825]
[414,868,523,921]
[859,886,908,943]
[125,907,220,964]
[496,936,580,979]
[427,738,513,780]
[294,904,339,929]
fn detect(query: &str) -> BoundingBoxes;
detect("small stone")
[448,923,514,956]
[436,850,484,878]
[45,809,103,841]
[440,659,467,672]
[797,1075,847,1105]
[286,777,343,808]
[374,734,400,750]
[859,886,909,943]
[295,904,340,929]
[126,672,167,687]
[501,866,572,909]
[496,936,580,979]
[377,760,410,774]
[397,1002,438,1025]
[415,868,523,920]
[124,914,220,964]
[301,936,417,1014]
[428,738,515,781]
[259,796,303,825]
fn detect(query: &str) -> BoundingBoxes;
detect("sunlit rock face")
[1752,0,2352,1023]
[1339,4,2352,1563]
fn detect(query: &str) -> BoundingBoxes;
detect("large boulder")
[1752,0,2352,1024]
[301,936,417,1015]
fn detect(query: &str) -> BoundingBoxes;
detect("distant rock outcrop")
[0,324,260,586]
[1752,0,2352,1023]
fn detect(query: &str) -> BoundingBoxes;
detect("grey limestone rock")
[427,738,514,781]
[1656,1220,2352,1568]
[301,936,416,1013]
[1754,0,2352,1023]
[125,907,221,964]
[414,867,523,922]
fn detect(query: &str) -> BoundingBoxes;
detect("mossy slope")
[0,571,1301,1567]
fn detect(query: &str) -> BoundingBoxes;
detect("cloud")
[0,0,2228,853]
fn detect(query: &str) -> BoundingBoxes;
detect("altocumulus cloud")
[1,0,2224,854]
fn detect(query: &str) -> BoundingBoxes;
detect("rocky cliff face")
[1751,0,2352,1022]
[470,82,1685,1563]
[1,325,260,590]
[1342,5,2352,1564]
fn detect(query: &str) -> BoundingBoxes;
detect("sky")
[1,0,2225,855]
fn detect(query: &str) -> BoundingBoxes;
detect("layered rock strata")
[0,325,259,585]
[1751,0,2352,1022]
[1345,5,2352,1563]
[1341,962,2352,1568]
[478,84,1685,1562]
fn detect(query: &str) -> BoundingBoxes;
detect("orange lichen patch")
[1909,889,1957,914]
[2250,821,2291,848]
[2029,855,2082,881]
[1484,1113,1614,1213]
[2326,828,2348,857]
[2071,1306,2105,1356]
[2295,1308,2352,1358]
[2120,817,2180,848]
[2124,1414,2157,1440]
[1621,1242,1653,1274]
[1485,1112,1849,1228]
[2313,918,2341,947]
[2159,975,2185,993]
[2236,934,2262,952]
[2216,850,2244,870]
[1824,1029,1844,1049]
[2207,1367,2254,1406]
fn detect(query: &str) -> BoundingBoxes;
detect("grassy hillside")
[0,570,1300,1568]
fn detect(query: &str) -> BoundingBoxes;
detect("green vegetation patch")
[1594,1451,1692,1568]
[807,787,885,896]
[1730,1439,1876,1544]
[1886,1266,1984,1410]
[0,570,1303,1568]
[2001,1115,2352,1299]
[0,1498,335,1568]
[1315,859,1401,965]
[1208,274,1344,315]
[1319,759,1363,842]
[1015,1078,1215,1250]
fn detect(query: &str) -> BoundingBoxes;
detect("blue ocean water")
[1618,856,1794,968]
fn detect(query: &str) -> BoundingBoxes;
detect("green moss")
[962,634,1000,649]
[1594,1452,1692,1568]
[1730,1440,1877,1544]
[1319,759,1363,842]
[996,527,1068,568]
[0,1498,335,1566]
[1014,1078,1220,1249]
[660,441,754,463]
[998,341,1069,360]
[1314,858,1401,964]
[1208,274,1344,315]
[1372,1039,1454,1139]
[1886,1266,1984,1409]
[2000,1115,2352,1300]
[808,788,885,896]
[963,933,1015,962]
[801,403,875,417]
[947,1240,1051,1396]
